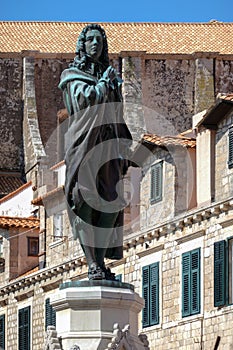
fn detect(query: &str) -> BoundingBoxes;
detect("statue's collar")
[69,55,105,80]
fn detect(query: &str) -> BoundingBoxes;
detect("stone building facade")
[0,21,233,349]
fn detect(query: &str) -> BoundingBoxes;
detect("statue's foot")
[101,264,116,281]
[88,262,105,280]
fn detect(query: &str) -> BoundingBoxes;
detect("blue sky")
[1,0,233,22]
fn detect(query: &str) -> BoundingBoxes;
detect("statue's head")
[75,24,109,69]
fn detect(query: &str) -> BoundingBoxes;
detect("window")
[214,238,233,306]
[53,213,63,240]
[182,248,201,317]
[228,126,233,169]
[18,306,30,350]
[27,237,39,256]
[142,262,159,327]
[0,314,5,350]
[45,298,56,330]
[150,162,163,204]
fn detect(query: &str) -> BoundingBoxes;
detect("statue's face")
[85,29,103,61]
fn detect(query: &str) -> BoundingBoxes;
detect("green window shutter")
[142,263,160,327]
[150,262,159,325]
[18,306,31,350]
[214,241,226,307]
[45,298,56,330]
[142,266,150,327]
[182,252,191,317]
[191,249,200,314]
[0,314,5,349]
[228,126,233,168]
[182,249,201,317]
[151,162,163,203]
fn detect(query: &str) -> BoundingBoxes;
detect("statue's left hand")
[103,66,117,82]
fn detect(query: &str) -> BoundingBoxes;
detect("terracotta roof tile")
[50,160,65,170]
[143,133,196,148]
[219,93,233,101]
[19,266,39,277]
[0,172,25,198]
[0,21,233,55]
[0,216,39,229]
[31,185,64,206]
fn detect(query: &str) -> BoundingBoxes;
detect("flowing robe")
[59,65,133,259]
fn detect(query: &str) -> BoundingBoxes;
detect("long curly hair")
[72,24,109,71]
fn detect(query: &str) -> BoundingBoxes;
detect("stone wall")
[122,198,233,350]
[194,57,215,114]
[1,53,233,179]
[0,57,23,171]
[1,197,233,349]
[122,56,145,140]
[143,58,195,135]
[215,110,233,202]
[215,59,233,95]
[0,228,9,285]
[34,58,68,149]
[0,256,88,350]
[1,52,233,350]
[139,144,196,231]
[0,227,39,281]
[6,295,18,349]
[44,210,84,268]
[23,56,46,177]
[140,148,175,229]
[196,127,215,206]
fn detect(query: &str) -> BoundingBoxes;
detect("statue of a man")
[59,24,133,280]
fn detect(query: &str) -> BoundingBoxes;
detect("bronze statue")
[59,24,134,280]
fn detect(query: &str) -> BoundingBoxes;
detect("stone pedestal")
[50,280,148,350]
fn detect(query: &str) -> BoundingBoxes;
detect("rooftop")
[0,21,233,55]
[197,93,233,129]
[0,172,25,198]
[142,134,196,148]
[0,216,40,229]
[31,185,64,206]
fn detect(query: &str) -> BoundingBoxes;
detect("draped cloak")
[59,64,133,260]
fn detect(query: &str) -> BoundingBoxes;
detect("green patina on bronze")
[59,24,135,281]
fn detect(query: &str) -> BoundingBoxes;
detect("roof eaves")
[31,185,64,206]
[142,134,196,148]
[0,216,40,229]
[197,95,233,129]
